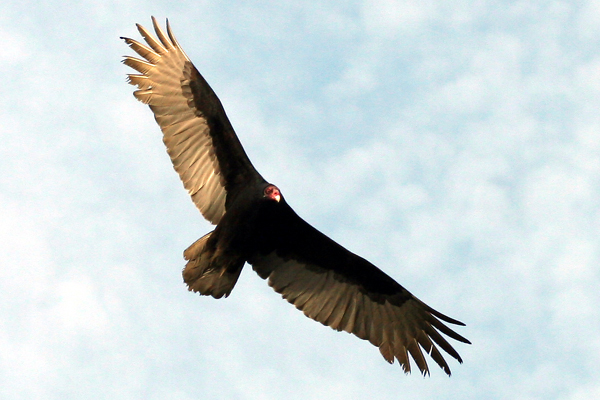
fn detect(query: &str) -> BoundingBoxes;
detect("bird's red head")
[264,185,281,202]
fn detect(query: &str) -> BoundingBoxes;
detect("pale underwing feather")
[251,251,468,376]
[122,17,227,225]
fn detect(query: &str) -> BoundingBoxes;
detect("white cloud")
[2,0,600,398]
[362,0,437,36]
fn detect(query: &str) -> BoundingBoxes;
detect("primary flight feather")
[121,17,470,376]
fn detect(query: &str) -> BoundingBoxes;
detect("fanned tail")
[183,231,244,299]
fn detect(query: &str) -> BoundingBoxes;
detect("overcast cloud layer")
[2,1,600,399]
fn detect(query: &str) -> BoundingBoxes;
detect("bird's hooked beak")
[264,185,281,202]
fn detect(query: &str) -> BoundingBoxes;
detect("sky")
[2,0,600,399]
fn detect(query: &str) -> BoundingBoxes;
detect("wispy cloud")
[1,1,599,398]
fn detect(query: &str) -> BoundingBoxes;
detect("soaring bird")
[121,17,470,376]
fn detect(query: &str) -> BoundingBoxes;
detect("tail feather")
[182,231,244,299]
[183,231,212,261]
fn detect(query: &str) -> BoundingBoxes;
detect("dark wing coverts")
[250,203,470,376]
[122,18,470,377]
[122,17,260,224]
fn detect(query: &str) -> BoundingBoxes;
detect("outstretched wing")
[121,17,262,224]
[249,201,470,376]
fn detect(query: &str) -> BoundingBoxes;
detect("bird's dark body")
[122,17,470,376]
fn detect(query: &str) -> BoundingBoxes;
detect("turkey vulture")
[121,17,470,376]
